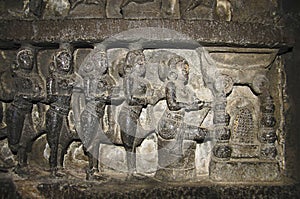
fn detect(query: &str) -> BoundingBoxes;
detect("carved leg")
[55,115,79,177]
[0,102,5,129]
[173,126,185,156]
[120,129,137,174]
[125,146,136,175]
[46,109,63,176]
[119,108,141,176]
[81,110,102,180]
[6,106,26,154]
[15,113,37,176]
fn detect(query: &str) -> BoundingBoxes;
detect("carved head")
[167,55,189,85]
[17,48,34,71]
[94,51,108,75]
[124,50,146,77]
[83,50,108,75]
[55,50,73,73]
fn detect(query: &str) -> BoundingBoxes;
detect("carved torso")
[47,72,75,115]
[12,70,44,112]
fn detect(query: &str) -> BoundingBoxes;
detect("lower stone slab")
[209,159,280,182]
[0,173,299,198]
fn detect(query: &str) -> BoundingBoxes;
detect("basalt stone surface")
[0,172,299,198]
[0,19,291,48]
[0,0,299,198]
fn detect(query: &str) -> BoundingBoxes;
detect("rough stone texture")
[209,159,280,182]
[0,19,292,48]
[0,0,299,198]
[0,173,299,198]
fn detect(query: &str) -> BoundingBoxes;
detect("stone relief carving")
[0,32,283,184]
[71,42,215,181]
[0,46,45,176]
[45,44,79,177]
[180,0,231,21]
[0,0,281,24]
[207,47,281,182]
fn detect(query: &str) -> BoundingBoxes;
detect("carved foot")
[86,168,108,181]
[50,167,66,178]
[125,172,147,181]
[14,165,30,177]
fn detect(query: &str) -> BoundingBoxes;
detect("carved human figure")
[118,49,154,176]
[45,46,77,177]
[158,55,209,156]
[80,49,124,180]
[5,47,44,175]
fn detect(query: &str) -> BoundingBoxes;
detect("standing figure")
[80,48,124,180]
[158,55,209,156]
[5,46,44,175]
[45,45,77,177]
[118,49,154,177]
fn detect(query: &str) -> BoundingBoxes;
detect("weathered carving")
[118,49,155,176]
[68,0,105,18]
[181,0,232,21]
[45,44,78,177]
[155,54,210,181]
[0,41,284,188]
[259,94,277,159]
[79,47,124,180]
[28,0,45,18]
[208,47,281,182]
[232,107,255,144]
[181,0,214,20]
[3,46,44,176]
[215,0,232,21]
[213,144,231,158]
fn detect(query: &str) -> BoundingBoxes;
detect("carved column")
[209,47,281,182]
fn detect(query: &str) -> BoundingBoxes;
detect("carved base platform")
[209,159,280,182]
[155,139,196,182]
[0,173,298,198]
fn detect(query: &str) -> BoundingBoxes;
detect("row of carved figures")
[10,0,232,21]
[0,44,211,180]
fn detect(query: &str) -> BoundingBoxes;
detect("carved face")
[83,60,94,73]
[55,51,72,73]
[95,52,108,75]
[176,60,189,85]
[125,50,146,77]
[17,49,34,71]
[133,55,146,77]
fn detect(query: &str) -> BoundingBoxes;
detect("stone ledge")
[0,19,292,49]
[0,174,298,199]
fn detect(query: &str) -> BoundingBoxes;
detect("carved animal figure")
[185,0,232,21]
[185,0,203,12]
[216,0,232,21]
[120,0,155,9]
[69,0,103,10]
